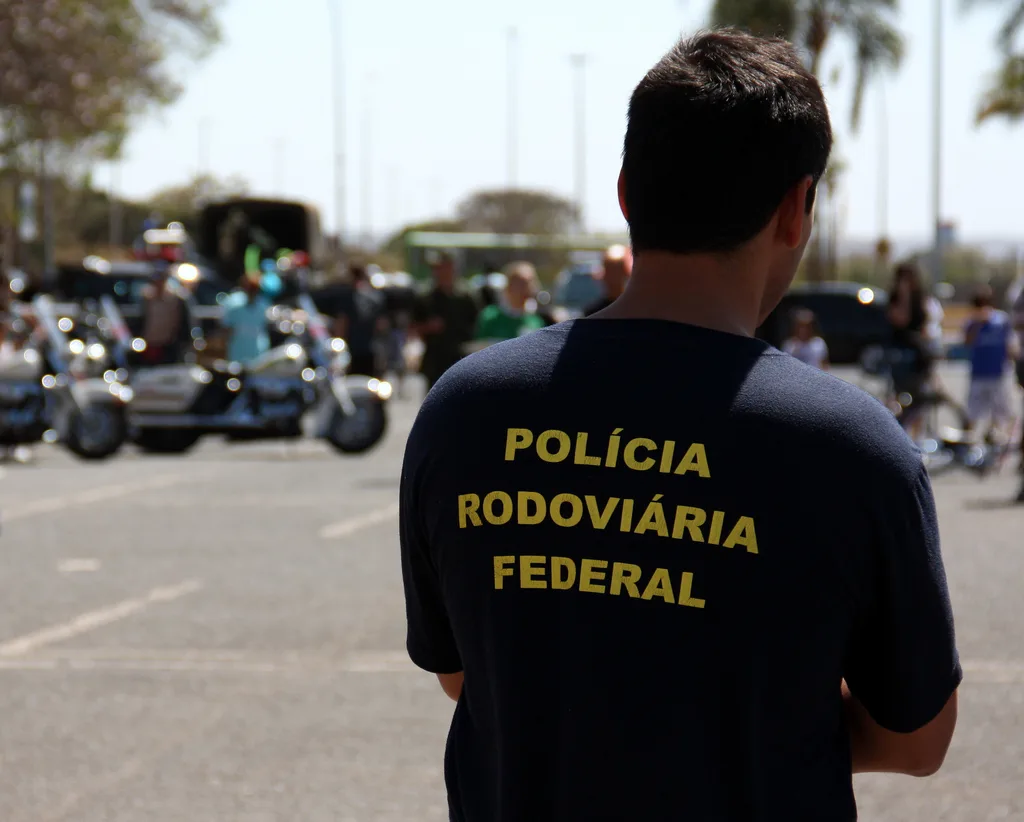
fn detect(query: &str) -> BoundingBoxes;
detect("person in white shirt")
[924,294,945,358]
[782,308,829,370]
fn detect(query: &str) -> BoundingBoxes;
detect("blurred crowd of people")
[340,245,635,394]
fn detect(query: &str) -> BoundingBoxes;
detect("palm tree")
[976,54,1024,123]
[710,0,798,38]
[965,0,1024,52]
[966,0,1024,124]
[710,0,904,131]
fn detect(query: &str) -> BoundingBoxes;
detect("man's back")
[401,320,960,821]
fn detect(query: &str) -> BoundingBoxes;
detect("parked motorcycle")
[0,296,129,460]
[100,290,391,455]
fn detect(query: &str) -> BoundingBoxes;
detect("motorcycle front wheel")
[325,396,387,455]
[65,403,127,461]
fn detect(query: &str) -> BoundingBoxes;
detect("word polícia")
[504,428,711,477]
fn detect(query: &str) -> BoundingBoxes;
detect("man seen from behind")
[401,30,960,821]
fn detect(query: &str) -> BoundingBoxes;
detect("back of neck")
[593,252,767,338]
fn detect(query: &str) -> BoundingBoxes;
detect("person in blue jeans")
[221,262,283,365]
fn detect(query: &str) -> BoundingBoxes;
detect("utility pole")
[931,0,944,282]
[109,160,124,248]
[327,0,347,248]
[40,142,55,280]
[875,82,890,275]
[361,73,375,247]
[197,118,211,205]
[274,138,286,195]
[387,166,400,235]
[507,27,519,189]
[570,54,588,235]
[877,82,889,243]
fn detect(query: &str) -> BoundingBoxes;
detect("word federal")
[494,555,706,610]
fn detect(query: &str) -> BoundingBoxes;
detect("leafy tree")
[709,0,904,130]
[146,173,250,226]
[0,0,223,153]
[455,189,580,236]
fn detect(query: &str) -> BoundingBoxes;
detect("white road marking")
[0,579,204,657]
[0,647,420,674]
[57,558,101,574]
[3,473,192,522]
[319,502,400,539]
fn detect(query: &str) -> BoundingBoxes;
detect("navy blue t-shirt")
[400,319,961,822]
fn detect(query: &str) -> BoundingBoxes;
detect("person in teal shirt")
[474,261,545,344]
[221,261,283,364]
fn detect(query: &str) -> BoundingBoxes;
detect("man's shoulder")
[425,325,567,398]
[746,354,919,470]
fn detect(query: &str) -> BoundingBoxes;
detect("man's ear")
[617,168,628,221]
[777,176,815,250]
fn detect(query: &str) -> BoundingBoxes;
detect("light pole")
[274,138,286,195]
[931,0,944,281]
[877,82,889,244]
[387,166,400,234]
[361,72,374,246]
[570,54,588,235]
[109,160,123,247]
[507,27,519,189]
[197,117,211,205]
[327,0,347,248]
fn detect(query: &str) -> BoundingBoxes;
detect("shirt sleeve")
[844,462,962,733]
[400,407,462,674]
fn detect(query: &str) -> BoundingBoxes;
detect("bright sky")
[105,0,1021,247]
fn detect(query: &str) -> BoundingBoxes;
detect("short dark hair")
[622,29,832,255]
[972,284,994,308]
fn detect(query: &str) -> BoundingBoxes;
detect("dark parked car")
[756,282,891,365]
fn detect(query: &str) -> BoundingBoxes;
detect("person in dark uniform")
[335,265,387,378]
[886,261,935,437]
[584,243,633,316]
[410,254,479,391]
[400,30,959,822]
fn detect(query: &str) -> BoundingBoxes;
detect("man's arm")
[844,460,961,778]
[843,681,957,776]
[400,403,463,697]
[438,672,464,702]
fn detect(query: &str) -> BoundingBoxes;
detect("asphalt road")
[0,365,1021,822]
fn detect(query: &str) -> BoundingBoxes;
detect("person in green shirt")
[474,262,545,344]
